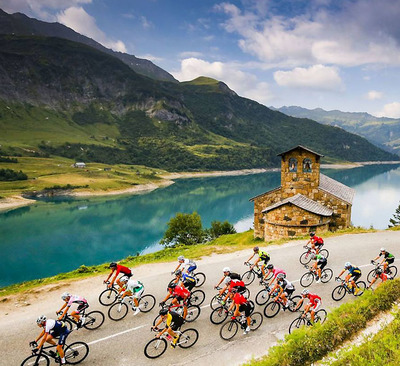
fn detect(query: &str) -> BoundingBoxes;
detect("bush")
[206,220,236,240]
[0,168,27,181]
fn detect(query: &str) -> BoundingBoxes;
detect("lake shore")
[1,162,399,212]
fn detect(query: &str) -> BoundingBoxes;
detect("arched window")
[289,158,297,172]
[303,158,312,173]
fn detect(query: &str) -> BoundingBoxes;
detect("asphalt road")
[1,231,399,366]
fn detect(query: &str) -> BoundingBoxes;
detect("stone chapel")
[250,145,355,241]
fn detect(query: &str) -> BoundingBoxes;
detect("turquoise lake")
[1,164,400,287]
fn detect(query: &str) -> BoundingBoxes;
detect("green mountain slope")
[275,106,400,156]
[0,35,397,171]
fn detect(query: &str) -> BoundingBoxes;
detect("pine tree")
[388,202,400,227]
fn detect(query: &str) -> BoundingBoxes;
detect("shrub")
[206,220,236,240]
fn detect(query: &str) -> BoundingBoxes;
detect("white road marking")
[87,325,146,345]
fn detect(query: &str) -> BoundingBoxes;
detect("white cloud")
[365,90,383,100]
[179,51,204,58]
[56,7,127,53]
[377,102,400,118]
[140,16,152,29]
[274,65,343,91]
[172,58,274,104]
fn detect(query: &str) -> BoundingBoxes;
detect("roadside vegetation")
[245,279,400,366]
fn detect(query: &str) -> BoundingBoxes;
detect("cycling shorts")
[76,303,89,314]
[132,287,144,299]
[351,273,361,282]
[385,258,395,265]
[169,316,184,331]
[119,273,132,279]
[284,288,295,297]
[50,328,70,346]
[315,242,324,248]
[187,265,197,273]
[311,299,321,311]
[259,255,270,264]
[183,280,196,291]
[174,295,186,303]
[318,260,327,270]
[239,301,254,317]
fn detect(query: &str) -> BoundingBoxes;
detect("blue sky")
[2,0,400,117]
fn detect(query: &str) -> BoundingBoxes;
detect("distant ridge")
[0,8,177,82]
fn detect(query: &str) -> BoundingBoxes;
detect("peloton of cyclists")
[118,276,145,315]
[57,292,89,328]
[104,262,133,289]
[372,248,395,274]
[336,262,362,294]
[245,246,270,277]
[295,289,322,323]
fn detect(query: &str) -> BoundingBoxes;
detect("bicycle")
[152,302,201,326]
[299,246,329,265]
[219,312,263,340]
[242,262,272,286]
[255,283,271,306]
[367,261,398,283]
[263,291,302,318]
[288,309,327,334]
[21,339,89,365]
[210,286,250,310]
[108,292,156,321]
[331,278,366,301]
[210,299,255,325]
[168,269,206,288]
[144,327,199,359]
[299,264,334,287]
[58,308,105,330]
[98,281,121,306]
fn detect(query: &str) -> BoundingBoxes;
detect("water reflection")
[0,164,399,287]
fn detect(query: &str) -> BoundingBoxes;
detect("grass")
[0,226,374,298]
[0,156,168,198]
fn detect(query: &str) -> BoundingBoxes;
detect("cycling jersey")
[315,254,326,261]
[44,319,70,345]
[280,279,294,290]
[126,279,143,293]
[166,311,184,331]
[307,293,321,307]
[227,272,241,280]
[114,264,132,277]
[233,292,248,305]
[381,252,395,259]
[272,268,286,278]
[67,295,87,307]
[347,266,361,276]
[259,251,270,262]
[172,286,190,299]
[182,258,197,272]
[312,236,324,245]
[229,280,245,292]
[182,273,196,291]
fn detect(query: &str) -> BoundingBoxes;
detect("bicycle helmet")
[301,289,309,296]
[376,268,383,275]
[253,246,259,252]
[380,247,386,252]
[223,267,231,273]
[168,283,177,290]
[159,308,168,316]
[109,262,117,268]
[267,264,274,270]
[277,273,285,280]
[178,255,185,261]
[61,292,71,301]
[344,261,351,269]
[36,315,47,324]
[120,276,129,283]
[310,232,315,237]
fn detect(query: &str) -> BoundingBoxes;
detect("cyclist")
[372,248,395,274]
[295,289,321,323]
[337,262,362,294]
[311,253,328,283]
[118,276,144,316]
[152,308,184,348]
[270,273,295,308]
[263,264,286,286]
[57,292,89,328]
[174,256,197,275]
[104,262,132,288]
[306,232,324,254]
[245,246,270,277]
[214,267,241,291]
[227,288,253,334]
[33,315,70,364]
[160,283,191,319]
[367,267,388,289]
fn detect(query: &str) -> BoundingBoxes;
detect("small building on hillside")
[250,145,355,241]
[73,162,86,168]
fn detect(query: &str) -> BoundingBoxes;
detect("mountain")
[274,106,400,156]
[0,34,398,171]
[0,8,177,82]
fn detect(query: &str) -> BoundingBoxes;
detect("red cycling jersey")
[115,264,131,276]
[308,293,321,306]
[312,236,324,244]
[233,293,248,305]
[229,280,245,292]
[172,286,190,299]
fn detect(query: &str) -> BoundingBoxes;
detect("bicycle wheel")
[98,288,118,306]
[210,294,223,310]
[139,294,156,313]
[178,328,199,349]
[21,354,50,366]
[289,317,306,334]
[320,249,329,258]
[168,277,178,288]
[220,320,239,340]
[190,290,205,306]
[84,311,105,330]
[255,289,270,306]
[321,268,333,283]
[242,288,251,298]
[300,272,314,287]
[288,295,302,312]
[64,341,89,364]
[331,285,347,301]
[144,338,167,359]
[315,309,327,324]
[194,272,206,287]
[265,271,273,281]
[299,251,312,265]
[152,314,166,327]
[263,301,281,318]
[367,268,377,283]
[64,318,74,331]
[186,305,201,322]
[387,265,398,279]
[249,312,263,331]
[210,306,228,324]
[242,270,255,286]
[108,302,129,321]
[355,281,366,296]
